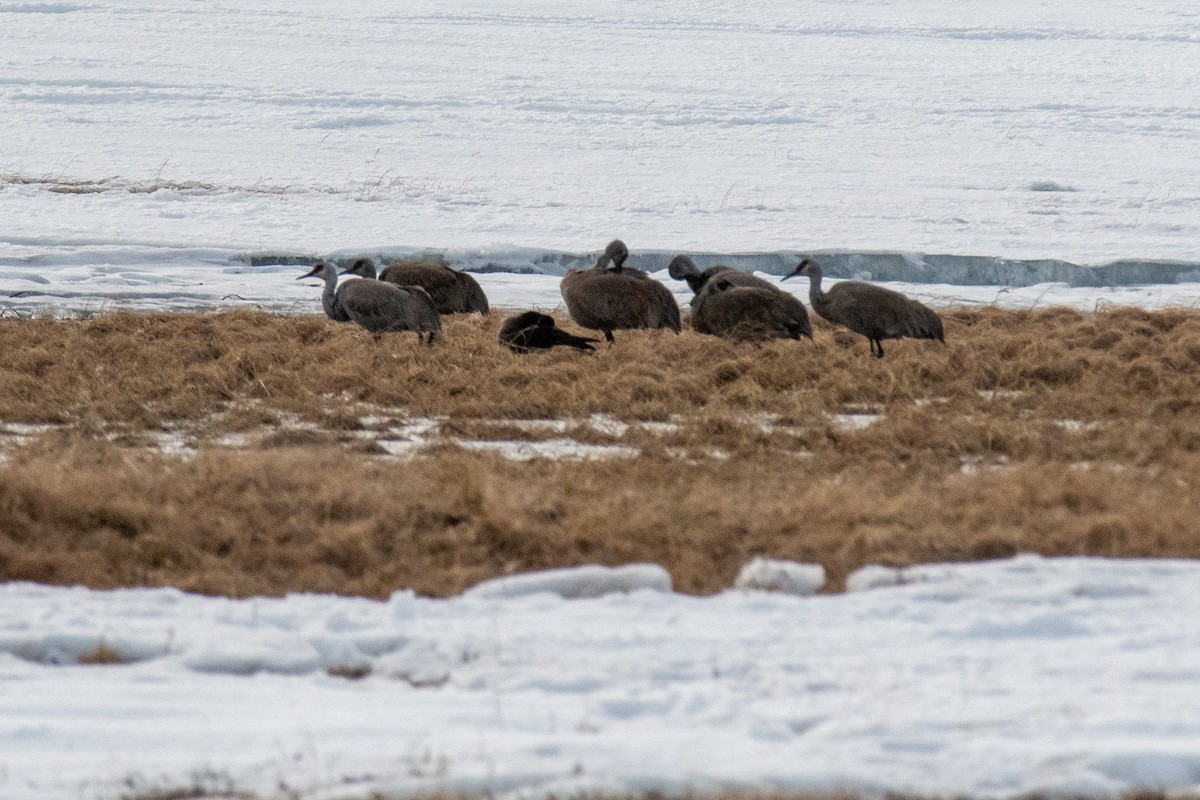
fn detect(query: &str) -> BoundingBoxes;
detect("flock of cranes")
[298,239,945,359]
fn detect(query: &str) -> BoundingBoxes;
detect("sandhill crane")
[782,258,943,358]
[344,257,490,315]
[692,277,812,341]
[298,261,442,344]
[667,255,781,306]
[560,239,681,343]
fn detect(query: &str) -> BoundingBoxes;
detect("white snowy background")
[4,557,1200,800]
[4,2,1200,798]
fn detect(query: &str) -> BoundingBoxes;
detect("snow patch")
[462,564,672,600]
[829,412,882,431]
[733,558,825,595]
[846,565,910,592]
[455,439,639,461]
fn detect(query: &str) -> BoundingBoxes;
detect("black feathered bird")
[499,311,600,353]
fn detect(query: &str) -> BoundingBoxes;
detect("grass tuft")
[78,641,128,665]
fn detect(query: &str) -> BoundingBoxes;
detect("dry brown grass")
[1,170,300,197]
[2,433,1200,597]
[2,306,1200,597]
[77,641,129,665]
[2,305,1200,427]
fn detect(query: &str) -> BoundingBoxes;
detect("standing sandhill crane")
[347,257,491,316]
[667,255,781,306]
[298,261,442,344]
[692,277,812,341]
[499,311,600,353]
[559,239,681,343]
[782,258,943,358]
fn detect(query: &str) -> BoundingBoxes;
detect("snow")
[455,438,641,461]
[733,558,825,596]
[2,556,1200,799]
[463,564,673,600]
[845,565,910,593]
[8,260,1200,318]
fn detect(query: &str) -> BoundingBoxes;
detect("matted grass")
[2,440,1199,597]
[2,307,1200,597]
[1,305,1199,427]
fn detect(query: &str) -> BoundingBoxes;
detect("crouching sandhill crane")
[343,257,489,316]
[298,261,442,344]
[692,277,812,341]
[782,257,943,358]
[559,239,681,343]
[667,255,782,306]
[499,311,600,353]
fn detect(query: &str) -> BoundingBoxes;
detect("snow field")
[2,556,1200,799]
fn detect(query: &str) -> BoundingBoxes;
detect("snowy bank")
[8,257,1200,318]
[2,556,1200,799]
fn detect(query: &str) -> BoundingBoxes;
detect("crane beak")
[781,271,797,282]
[297,267,320,280]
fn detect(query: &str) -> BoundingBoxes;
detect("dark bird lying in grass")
[667,254,781,306]
[498,311,600,353]
[343,257,489,316]
[692,277,812,341]
[560,239,681,343]
[783,257,943,358]
[298,261,442,344]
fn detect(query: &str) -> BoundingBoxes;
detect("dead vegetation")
[77,641,129,665]
[0,170,299,197]
[2,305,1200,427]
[2,306,1200,597]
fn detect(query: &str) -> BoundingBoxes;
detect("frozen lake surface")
[3,0,1200,315]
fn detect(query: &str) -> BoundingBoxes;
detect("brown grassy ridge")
[3,423,1200,598]
[2,305,1200,426]
[3,306,1200,598]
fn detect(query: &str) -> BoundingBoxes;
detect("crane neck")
[321,270,340,319]
[805,267,825,305]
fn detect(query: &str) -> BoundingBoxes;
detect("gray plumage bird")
[692,277,812,341]
[347,257,490,316]
[499,311,600,353]
[667,255,781,306]
[298,261,442,344]
[559,239,681,343]
[782,257,944,358]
